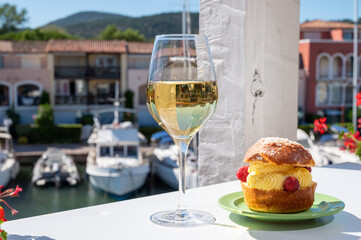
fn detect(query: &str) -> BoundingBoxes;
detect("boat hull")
[86,164,150,197]
[0,158,19,187]
[153,160,198,189]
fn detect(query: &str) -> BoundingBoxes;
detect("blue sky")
[300,0,358,23]
[7,0,200,28]
[4,0,359,28]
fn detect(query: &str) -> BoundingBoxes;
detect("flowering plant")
[313,93,361,159]
[0,185,22,240]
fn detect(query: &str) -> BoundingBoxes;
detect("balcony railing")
[55,67,87,78]
[55,96,87,105]
[87,67,120,79]
[55,66,120,79]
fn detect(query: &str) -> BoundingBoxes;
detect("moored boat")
[32,148,81,187]
[0,118,19,187]
[86,108,150,198]
[0,131,19,187]
[151,131,198,189]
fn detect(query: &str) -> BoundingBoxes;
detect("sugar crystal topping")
[252,137,313,165]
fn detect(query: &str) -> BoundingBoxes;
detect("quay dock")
[14,144,154,165]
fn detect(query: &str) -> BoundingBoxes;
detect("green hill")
[44,11,199,40]
[45,11,126,27]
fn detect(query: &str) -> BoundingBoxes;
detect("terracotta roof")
[0,41,13,53]
[12,41,47,53]
[126,41,153,54]
[300,20,361,29]
[0,40,154,54]
[45,40,127,53]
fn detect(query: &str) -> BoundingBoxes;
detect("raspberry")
[283,177,300,192]
[305,167,312,173]
[236,166,249,182]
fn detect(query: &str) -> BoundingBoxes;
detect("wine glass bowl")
[147,34,217,227]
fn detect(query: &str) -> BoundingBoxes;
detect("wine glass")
[146,34,217,227]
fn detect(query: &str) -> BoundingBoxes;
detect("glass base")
[150,209,215,227]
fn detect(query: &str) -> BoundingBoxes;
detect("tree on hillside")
[99,24,145,42]
[0,3,27,34]
[120,28,146,42]
[99,24,119,40]
[0,28,78,40]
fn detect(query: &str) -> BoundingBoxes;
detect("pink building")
[0,40,154,125]
[299,20,361,122]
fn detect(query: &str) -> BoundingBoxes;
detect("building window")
[346,56,353,77]
[55,80,70,95]
[319,56,329,78]
[332,56,342,78]
[346,84,353,105]
[0,56,3,68]
[316,82,328,105]
[55,79,87,105]
[17,83,41,106]
[0,84,10,106]
[88,79,118,105]
[76,80,86,96]
[330,82,342,105]
[138,84,146,105]
[96,56,117,67]
[343,32,353,40]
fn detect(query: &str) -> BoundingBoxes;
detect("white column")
[198,0,300,186]
[47,54,55,106]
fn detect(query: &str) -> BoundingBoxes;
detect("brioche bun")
[244,137,315,166]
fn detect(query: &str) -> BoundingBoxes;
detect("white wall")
[198,0,300,186]
[128,69,158,126]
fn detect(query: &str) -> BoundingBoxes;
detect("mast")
[353,0,358,129]
[182,0,191,34]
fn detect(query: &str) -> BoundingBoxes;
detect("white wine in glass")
[147,34,217,227]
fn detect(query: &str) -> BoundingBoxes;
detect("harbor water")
[4,164,173,221]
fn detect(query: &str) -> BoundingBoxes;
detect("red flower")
[0,207,4,221]
[10,185,22,197]
[314,118,328,134]
[356,92,361,106]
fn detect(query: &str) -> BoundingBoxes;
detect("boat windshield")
[297,139,311,148]
[100,147,110,157]
[127,146,137,156]
[0,138,8,151]
[114,146,124,156]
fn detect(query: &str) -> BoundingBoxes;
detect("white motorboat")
[151,131,198,189]
[32,148,81,187]
[0,131,19,187]
[297,129,329,166]
[297,128,360,165]
[86,108,149,198]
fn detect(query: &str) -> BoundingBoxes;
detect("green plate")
[218,192,345,222]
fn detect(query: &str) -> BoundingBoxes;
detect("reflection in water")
[4,165,172,221]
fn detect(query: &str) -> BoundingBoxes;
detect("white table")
[4,166,361,240]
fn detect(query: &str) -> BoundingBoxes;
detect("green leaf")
[0,230,7,240]
[338,131,344,139]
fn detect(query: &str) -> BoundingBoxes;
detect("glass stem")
[175,140,190,217]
